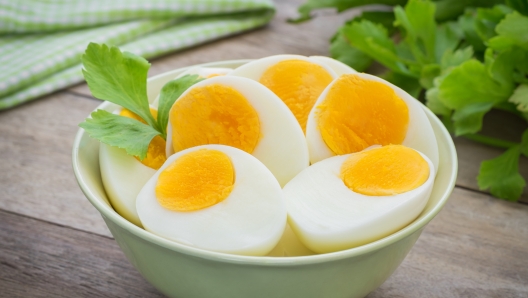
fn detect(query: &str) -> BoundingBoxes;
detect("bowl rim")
[72,59,458,266]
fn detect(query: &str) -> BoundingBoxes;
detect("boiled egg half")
[136,145,287,256]
[284,145,434,254]
[166,75,309,186]
[306,73,439,172]
[229,55,337,133]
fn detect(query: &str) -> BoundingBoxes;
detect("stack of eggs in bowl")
[73,55,457,298]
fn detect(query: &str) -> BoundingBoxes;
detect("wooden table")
[1,1,527,297]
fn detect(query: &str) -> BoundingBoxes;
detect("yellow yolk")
[119,108,167,170]
[155,149,234,211]
[340,145,429,196]
[170,84,260,154]
[317,74,409,155]
[259,60,334,133]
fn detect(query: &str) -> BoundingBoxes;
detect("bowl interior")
[72,59,458,265]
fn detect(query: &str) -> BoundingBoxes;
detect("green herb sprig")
[79,43,203,160]
[294,0,528,201]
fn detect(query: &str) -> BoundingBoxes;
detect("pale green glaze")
[72,60,458,298]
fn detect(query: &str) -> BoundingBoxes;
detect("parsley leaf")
[82,43,159,132]
[452,102,495,135]
[342,20,412,76]
[157,75,204,137]
[438,59,514,135]
[330,31,373,72]
[434,22,464,63]
[489,12,528,51]
[425,85,452,116]
[419,64,441,89]
[330,11,395,72]
[458,9,487,52]
[508,84,528,112]
[79,110,161,160]
[477,144,526,201]
[474,5,512,42]
[394,0,437,64]
[485,48,517,87]
[441,47,474,69]
[80,43,204,161]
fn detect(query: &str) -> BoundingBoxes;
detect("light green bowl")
[72,60,458,298]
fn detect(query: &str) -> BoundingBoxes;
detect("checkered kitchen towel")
[0,0,275,109]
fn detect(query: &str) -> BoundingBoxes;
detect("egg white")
[309,56,358,76]
[283,148,435,254]
[306,73,439,173]
[98,106,163,227]
[166,76,310,187]
[136,144,287,256]
[99,143,154,227]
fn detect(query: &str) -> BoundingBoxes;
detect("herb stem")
[463,134,518,149]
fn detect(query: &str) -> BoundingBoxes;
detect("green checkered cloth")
[0,0,275,109]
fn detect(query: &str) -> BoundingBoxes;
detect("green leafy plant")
[79,43,203,160]
[294,0,528,201]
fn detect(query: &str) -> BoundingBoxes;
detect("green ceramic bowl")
[72,60,458,298]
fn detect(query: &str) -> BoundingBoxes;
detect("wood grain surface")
[0,93,110,237]
[0,209,161,297]
[1,0,528,297]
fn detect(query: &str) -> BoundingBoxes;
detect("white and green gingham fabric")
[0,0,275,109]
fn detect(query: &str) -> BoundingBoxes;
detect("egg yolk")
[340,145,429,196]
[317,75,409,155]
[259,60,334,133]
[155,149,234,211]
[119,108,167,170]
[170,84,260,154]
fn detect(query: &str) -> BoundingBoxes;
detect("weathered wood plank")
[1,188,526,297]
[0,92,110,237]
[370,187,528,297]
[455,137,528,203]
[0,210,162,297]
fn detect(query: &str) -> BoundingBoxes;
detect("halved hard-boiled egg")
[99,107,166,226]
[229,55,338,133]
[306,73,439,172]
[136,145,287,256]
[166,76,309,186]
[284,145,435,254]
